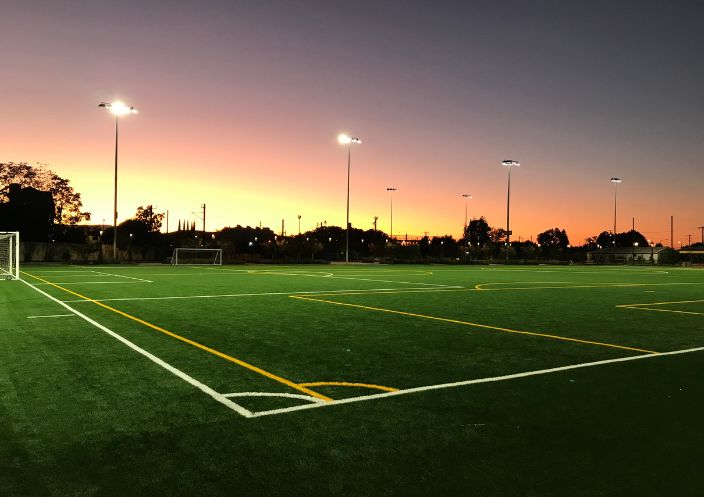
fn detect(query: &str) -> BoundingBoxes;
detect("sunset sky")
[2,0,703,245]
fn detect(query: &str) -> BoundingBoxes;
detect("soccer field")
[2,263,704,496]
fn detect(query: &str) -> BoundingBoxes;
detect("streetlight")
[338,133,361,263]
[387,187,397,240]
[501,160,520,263]
[99,101,138,262]
[633,241,639,266]
[610,177,621,246]
[298,214,302,235]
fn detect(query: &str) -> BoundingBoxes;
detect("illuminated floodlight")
[99,101,138,116]
[338,133,361,145]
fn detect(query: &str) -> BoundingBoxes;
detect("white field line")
[248,346,704,418]
[60,286,464,304]
[27,314,76,319]
[20,279,253,418]
[32,281,152,285]
[92,270,153,283]
[28,271,98,274]
[223,392,324,404]
[202,267,450,287]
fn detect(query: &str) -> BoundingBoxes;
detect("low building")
[586,246,673,264]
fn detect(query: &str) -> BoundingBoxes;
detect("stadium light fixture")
[501,160,520,263]
[338,133,361,262]
[387,187,397,239]
[610,177,621,245]
[99,100,138,262]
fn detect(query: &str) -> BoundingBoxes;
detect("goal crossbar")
[171,248,223,266]
[0,231,20,280]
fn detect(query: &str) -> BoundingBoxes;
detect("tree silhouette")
[135,205,164,233]
[537,228,569,248]
[0,162,90,225]
[466,217,491,248]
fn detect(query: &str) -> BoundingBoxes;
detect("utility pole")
[687,234,692,247]
[698,226,704,244]
[671,216,674,248]
[298,215,301,235]
[373,216,378,231]
[281,219,285,237]
[201,204,206,234]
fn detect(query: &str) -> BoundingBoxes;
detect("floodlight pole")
[502,160,520,263]
[339,134,360,263]
[387,187,397,239]
[99,101,137,262]
[462,193,471,247]
[346,144,351,262]
[611,178,621,246]
[113,115,119,261]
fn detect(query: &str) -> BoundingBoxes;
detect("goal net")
[171,248,223,265]
[0,232,20,280]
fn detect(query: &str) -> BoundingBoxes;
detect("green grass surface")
[2,264,703,496]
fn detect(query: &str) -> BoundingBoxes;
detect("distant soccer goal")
[0,231,20,280]
[171,248,223,266]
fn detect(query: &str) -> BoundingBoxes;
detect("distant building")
[0,183,55,241]
[586,246,673,264]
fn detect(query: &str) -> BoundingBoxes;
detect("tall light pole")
[298,214,302,235]
[462,193,472,242]
[501,160,520,263]
[610,177,621,246]
[338,133,361,263]
[387,187,397,239]
[698,225,704,245]
[99,101,138,262]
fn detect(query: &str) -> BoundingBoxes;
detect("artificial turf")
[1,263,703,496]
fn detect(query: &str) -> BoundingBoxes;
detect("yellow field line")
[23,272,333,403]
[617,299,704,307]
[619,307,704,316]
[474,282,703,291]
[290,295,658,355]
[298,381,398,392]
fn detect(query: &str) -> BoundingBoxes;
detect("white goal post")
[0,231,20,280]
[171,248,223,265]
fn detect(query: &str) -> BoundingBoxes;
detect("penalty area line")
[249,346,704,418]
[19,278,253,418]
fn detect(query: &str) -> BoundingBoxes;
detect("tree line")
[2,161,673,263]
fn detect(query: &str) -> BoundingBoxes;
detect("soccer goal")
[0,232,20,280]
[171,248,223,265]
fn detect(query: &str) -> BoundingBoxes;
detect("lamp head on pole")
[462,194,472,199]
[99,101,138,116]
[386,187,397,192]
[338,133,361,145]
[610,177,621,184]
[501,160,520,167]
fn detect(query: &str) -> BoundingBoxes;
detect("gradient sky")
[2,0,703,245]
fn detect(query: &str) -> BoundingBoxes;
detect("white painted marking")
[27,314,75,319]
[20,279,253,418]
[92,270,153,283]
[32,281,152,285]
[60,286,463,303]
[248,346,704,418]
[223,392,325,404]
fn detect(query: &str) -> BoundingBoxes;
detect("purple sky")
[2,0,703,244]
